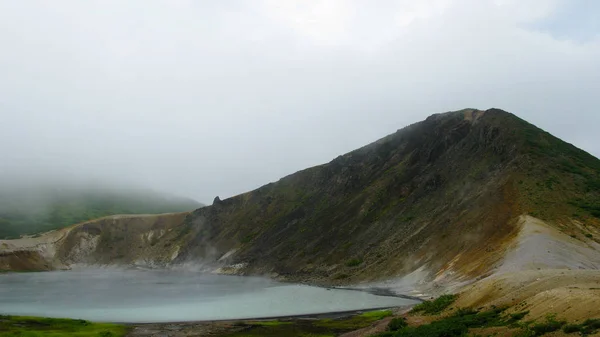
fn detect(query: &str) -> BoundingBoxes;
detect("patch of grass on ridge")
[248,320,292,327]
[409,294,457,315]
[0,316,127,337]
[527,314,566,336]
[315,310,392,330]
[360,310,393,320]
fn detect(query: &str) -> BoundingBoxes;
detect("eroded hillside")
[0,213,189,271]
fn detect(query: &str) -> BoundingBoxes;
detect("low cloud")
[0,0,598,202]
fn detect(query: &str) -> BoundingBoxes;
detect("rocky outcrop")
[0,250,55,271]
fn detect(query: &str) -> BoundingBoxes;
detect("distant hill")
[0,185,201,239]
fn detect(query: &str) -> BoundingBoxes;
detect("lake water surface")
[0,269,416,322]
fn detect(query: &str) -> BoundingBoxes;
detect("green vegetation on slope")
[562,318,600,335]
[0,186,200,239]
[315,310,393,329]
[0,316,127,337]
[375,294,599,337]
[509,114,600,223]
[375,307,525,337]
[213,307,599,337]
[409,294,457,315]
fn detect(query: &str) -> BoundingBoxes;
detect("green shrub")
[563,324,582,333]
[376,307,591,337]
[388,318,408,331]
[410,294,458,315]
[582,318,600,329]
[530,315,565,336]
[383,307,506,337]
[393,321,468,337]
[345,258,363,267]
[560,319,600,335]
[508,311,530,323]
[578,319,600,335]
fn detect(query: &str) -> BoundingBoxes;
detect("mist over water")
[0,269,415,323]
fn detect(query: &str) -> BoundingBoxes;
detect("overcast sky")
[1,0,599,203]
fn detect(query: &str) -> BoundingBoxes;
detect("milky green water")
[0,269,416,322]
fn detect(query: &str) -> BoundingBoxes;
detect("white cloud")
[0,0,598,201]
[258,0,454,49]
[492,0,560,22]
[259,0,355,45]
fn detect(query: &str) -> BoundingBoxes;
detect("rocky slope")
[0,213,189,271]
[2,108,599,293]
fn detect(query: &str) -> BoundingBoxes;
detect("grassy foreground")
[0,316,127,337]
[374,294,600,337]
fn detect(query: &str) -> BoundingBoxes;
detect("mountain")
[0,185,201,239]
[170,108,600,282]
[2,109,599,288]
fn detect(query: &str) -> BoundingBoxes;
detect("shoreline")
[329,286,424,302]
[124,305,416,337]
[120,304,415,325]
